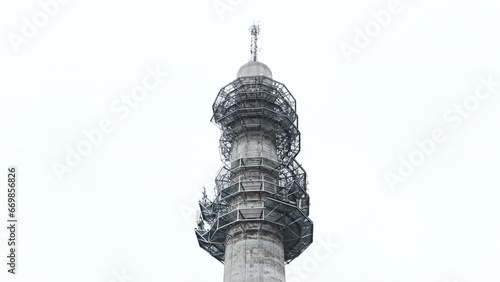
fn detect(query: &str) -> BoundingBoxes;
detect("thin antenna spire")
[202,187,208,202]
[250,23,260,62]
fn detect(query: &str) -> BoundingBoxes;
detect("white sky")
[1,0,500,281]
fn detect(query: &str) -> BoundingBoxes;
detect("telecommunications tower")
[195,25,313,282]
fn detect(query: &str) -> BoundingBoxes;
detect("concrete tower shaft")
[224,222,285,281]
[224,128,285,281]
[230,130,277,161]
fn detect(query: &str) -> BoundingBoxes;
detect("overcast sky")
[1,0,500,281]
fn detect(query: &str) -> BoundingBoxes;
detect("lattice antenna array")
[250,24,260,62]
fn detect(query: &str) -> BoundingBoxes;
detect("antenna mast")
[250,23,260,62]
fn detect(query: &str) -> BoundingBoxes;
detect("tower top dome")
[237,61,272,78]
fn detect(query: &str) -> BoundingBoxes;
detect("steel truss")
[212,76,300,164]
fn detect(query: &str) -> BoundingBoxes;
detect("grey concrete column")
[224,130,286,282]
[224,223,285,282]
